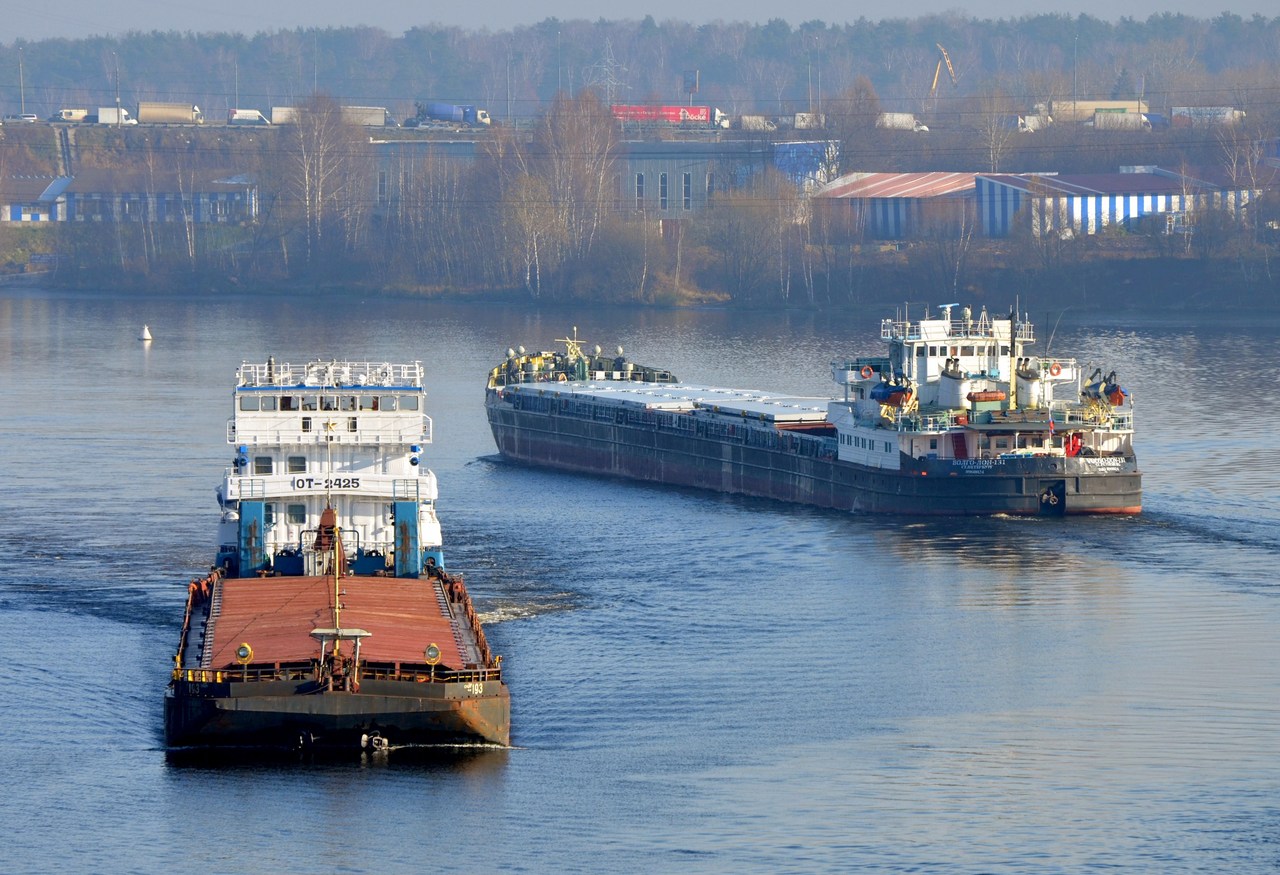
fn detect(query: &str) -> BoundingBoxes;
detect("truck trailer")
[228,109,271,125]
[341,106,394,126]
[877,112,928,132]
[610,104,730,129]
[1171,106,1246,127]
[417,102,492,127]
[137,102,204,124]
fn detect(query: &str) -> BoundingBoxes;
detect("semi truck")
[415,102,492,127]
[1049,99,1148,124]
[610,104,730,129]
[137,102,204,124]
[270,106,299,125]
[95,107,137,125]
[228,109,271,125]
[877,112,928,132]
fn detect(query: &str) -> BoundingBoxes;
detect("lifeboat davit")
[870,382,913,407]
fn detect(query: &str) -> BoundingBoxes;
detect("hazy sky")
[8,0,1274,41]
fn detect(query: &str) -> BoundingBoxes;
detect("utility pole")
[18,47,25,115]
[114,51,121,127]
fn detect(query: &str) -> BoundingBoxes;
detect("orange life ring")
[1048,362,1062,377]
[859,365,874,379]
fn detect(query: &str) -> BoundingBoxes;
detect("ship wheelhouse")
[214,360,440,579]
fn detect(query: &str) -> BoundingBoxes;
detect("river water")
[2,287,1278,874]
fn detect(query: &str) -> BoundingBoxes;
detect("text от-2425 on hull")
[486,309,1140,516]
[165,358,510,750]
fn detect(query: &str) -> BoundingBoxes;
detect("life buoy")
[859,365,874,379]
[1048,362,1062,377]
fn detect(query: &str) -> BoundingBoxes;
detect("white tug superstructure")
[215,358,441,578]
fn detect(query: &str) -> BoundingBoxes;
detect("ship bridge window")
[340,396,357,411]
[260,396,277,411]
[379,396,397,411]
[360,396,379,411]
[287,504,306,525]
[321,396,339,411]
[287,456,306,474]
[301,396,318,411]
[239,395,260,411]
[399,395,419,411]
[961,346,975,356]
[254,456,274,475]
[281,396,299,412]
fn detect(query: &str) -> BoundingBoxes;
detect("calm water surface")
[1,288,1278,873]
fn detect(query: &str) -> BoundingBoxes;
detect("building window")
[635,173,645,209]
[287,456,306,474]
[683,172,692,210]
[254,456,273,475]
[660,172,668,210]
[287,504,306,525]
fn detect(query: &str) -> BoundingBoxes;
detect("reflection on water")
[2,288,1279,873]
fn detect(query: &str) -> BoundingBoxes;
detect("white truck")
[877,112,928,132]
[96,107,137,125]
[52,108,90,122]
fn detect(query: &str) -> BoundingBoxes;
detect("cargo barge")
[165,359,509,750]
[485,310,1141,516]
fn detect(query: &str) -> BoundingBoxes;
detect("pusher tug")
[165,358,509,750]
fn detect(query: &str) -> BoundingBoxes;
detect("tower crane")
[930,44,957,99]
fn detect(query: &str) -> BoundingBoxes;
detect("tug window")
[400,395,419,411]
[264,504,276,525]
[340,396,357,411]
[254,456,273,475]
[360,396,379,411]
[287,456,306,474]
[281,396,299,412]
[287,504,306,525]
[321,396,338,411]
[378,396,397,411]
[301,395,318,411]
[239,396,260,411]
[260,396,278,411]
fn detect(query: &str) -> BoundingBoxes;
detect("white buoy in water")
[139,324,153,342]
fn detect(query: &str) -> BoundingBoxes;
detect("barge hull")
[165,681,510,748]
[488,405,1140,516]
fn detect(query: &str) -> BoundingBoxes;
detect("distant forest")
[1,15,1278,307]
[3,14,1280,129]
